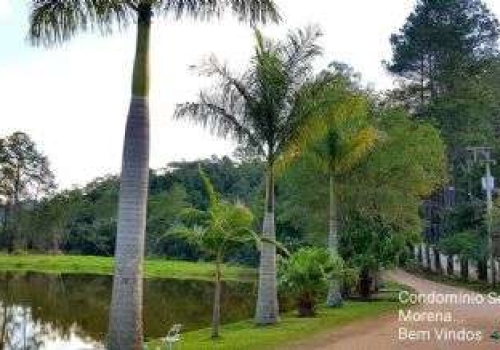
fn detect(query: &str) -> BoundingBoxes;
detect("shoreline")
[0,254,256,282]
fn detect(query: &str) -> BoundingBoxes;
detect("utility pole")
[466,147,496,286]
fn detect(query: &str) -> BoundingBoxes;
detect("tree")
[340,214,409,299]
[276,66,378,306]
[0,132,55,251]
[308,104,378,307]
[176,27,332,324]
[172,168,259,338]
[280,107,447,293]
[28,1,279,348]
[387,0,499,108]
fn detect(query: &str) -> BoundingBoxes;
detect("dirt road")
[289,270,500,350]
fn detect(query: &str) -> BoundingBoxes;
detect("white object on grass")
[164,324,182,350]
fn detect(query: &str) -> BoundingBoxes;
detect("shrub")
[279,247,343,317]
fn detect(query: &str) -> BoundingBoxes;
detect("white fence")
[413,244,499,285]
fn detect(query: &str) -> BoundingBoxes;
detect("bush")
[438,230,487,261]
[278,247,344,317]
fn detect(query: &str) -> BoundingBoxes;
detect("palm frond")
[29,0,135,46]
[175,63,267,154]
[179,207,210,225]
[168,224,207,248]
[260,235,290,256]
[336,127,380,173]
[282,25,323,84]
[274,76,357,174]
[175,97,263,153]
[198,166,219,208]
[159,0,280,24]
[196,55,255,105]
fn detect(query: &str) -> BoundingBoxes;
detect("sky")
[1,0,500,189]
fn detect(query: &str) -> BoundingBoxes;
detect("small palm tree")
[309,107,378,307]
[175,27,329,324]
[173,168,264,338]
[28,1,279,348]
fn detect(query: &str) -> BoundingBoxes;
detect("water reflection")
[0,272,256,349]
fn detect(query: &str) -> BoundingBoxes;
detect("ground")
[149,299,401,350]
[294,269,500,350]
[148,281,406,350]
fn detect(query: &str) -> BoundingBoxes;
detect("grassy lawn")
[148,281,409,350]
[0,254,255,281]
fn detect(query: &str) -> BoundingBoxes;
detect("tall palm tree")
[175,27,326,324]
[308,110,378,307]
[28,1,279,348]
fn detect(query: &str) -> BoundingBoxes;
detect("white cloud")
[0,0,11,22]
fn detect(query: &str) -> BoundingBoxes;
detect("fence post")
[421,243,428,269]
[468,260,478,281]
[429,248,436,272]
[439,252,448,276]
[453,255,461,277]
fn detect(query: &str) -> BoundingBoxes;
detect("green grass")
[148,281,410,350]
[0,254,255,282]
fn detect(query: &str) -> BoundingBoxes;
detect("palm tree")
[28,1,279,348]
[175,27,326,324]
[308,108,378,307]
[173,167,265,338]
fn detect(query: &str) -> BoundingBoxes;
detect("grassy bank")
[148,282,409,350]
[0,254,255,281]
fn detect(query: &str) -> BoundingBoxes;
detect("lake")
[0,272,256,349]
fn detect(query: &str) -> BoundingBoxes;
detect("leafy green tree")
[387,2,500,253]
[388,0,499,108]
[278,247,343,317]
[172,168,259,338]
[340,214,408,299]
[346,109,447,230]
[0,132,55,252]
[15,194,70,253]
[17,156,265,263]
[28,1,279,347]
[439,230,487,261]
[280,107,447,293]
[176,27,329,325]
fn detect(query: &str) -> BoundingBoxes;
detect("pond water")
[0,272,257,349]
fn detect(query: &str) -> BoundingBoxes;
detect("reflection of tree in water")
[0,272,256,347]
[0,274,46,350]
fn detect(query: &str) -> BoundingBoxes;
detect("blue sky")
[1,0,499,189]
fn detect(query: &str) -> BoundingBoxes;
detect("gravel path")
[287,269,500,350]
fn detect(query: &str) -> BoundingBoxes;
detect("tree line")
[387,0,500,269]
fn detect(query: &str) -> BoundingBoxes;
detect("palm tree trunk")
[212,253,222,339]
[326,174,342,307]
[255,162,279,325]
[108,5,151,350]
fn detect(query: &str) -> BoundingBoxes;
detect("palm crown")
[311,117,379,177]
[29,0,280,46]
[175,26,326,164]
[175,167,258,256]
